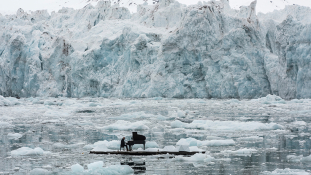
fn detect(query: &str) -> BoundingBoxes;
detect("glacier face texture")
[0,0,311,99]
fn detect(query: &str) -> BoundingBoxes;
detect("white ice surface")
[100,120,149,131]
[11,147,51,157]
[7,133,23,140]
[29,168,52,175]
[222,148,257,157]
[176,138,235,147]
[0,96,20,106]
[173,153,215,163]
[171,120,284,131]
[1,0,311,99]
[287,155,311,163]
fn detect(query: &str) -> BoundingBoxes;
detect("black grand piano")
[127,132,146,151]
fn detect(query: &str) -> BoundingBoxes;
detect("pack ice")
[1,0,311,99]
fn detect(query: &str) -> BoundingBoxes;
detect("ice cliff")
[0,0,311,99]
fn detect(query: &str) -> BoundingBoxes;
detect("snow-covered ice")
[11,147,51,157]
[7,133,23,140]
[176,138,235,147]
[1,0,311,99]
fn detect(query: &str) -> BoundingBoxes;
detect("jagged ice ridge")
[0,0,311,99]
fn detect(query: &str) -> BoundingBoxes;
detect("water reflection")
[121,158,146,174]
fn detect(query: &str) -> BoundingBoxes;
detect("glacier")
[1,0,311,99]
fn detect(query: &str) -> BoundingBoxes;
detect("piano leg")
[144,144,145,150]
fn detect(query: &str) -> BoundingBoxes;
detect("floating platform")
[90,151,205,156]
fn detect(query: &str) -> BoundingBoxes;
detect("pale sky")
[0,0,311,15]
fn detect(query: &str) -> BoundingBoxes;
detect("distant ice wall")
[0,0,310,99]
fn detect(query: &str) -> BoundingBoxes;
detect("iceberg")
[0,0,311,99]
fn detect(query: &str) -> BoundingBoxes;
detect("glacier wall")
[0,0,311,99]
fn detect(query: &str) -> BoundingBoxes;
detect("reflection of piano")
[127,132,146,151]
[121,160,146,173]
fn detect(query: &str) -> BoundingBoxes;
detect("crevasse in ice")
[1,0,311,99]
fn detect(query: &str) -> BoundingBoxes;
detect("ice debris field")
[1,95,311,174]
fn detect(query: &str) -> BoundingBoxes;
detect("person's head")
[123,137,125,139]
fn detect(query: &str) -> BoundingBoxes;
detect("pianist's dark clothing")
[121,138,126,147]
[120,138,128,151]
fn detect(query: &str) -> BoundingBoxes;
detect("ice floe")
[176,138,235,147]
[11,147,51,157]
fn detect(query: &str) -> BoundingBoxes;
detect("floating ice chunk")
[44,100,62,106]
[11,147,51,157]
[222,148,257,157]
[82,161,133,174]
[71,164,84,173]
[152,97,163,100]
[302,155,311,162]
[152,126,165,132]
[7,133,22,140]
[91,144,112,152]
[176,138,235,147]
[287,155,311,163]
[0,95,20,106]
[189,140,197,146]
[110,112,166,121]
[43,110,70,117]
[287,155,303,163]
[238,136,263,142]
[260,168,310,175]
[5,97,21,105]
[175,145,190,152]
[177,110,186,118]
[290,99,304,103]
[205,136,222,140]
[147,141,159,148]
[173,153,215,162]
[171,120,187,128]
[224,99,240,104]
[29,97,44,104]
[101,120,149,130]
[189,146,204,152]
[252,95,286,104]
[0,122,13,128]
[204,155,216,163]
[29,168,52,175]
[88,161,103,171]
[171,120,284,131]
[163,145,176,152]
[217,158,231,162]
[292,121,307,126]
[62,99,77,106]
[53,143,84,149]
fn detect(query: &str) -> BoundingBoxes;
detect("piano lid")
[132,132,146,141]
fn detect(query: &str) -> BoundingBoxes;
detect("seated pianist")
[120,132,146,151]
[120,137,128,151]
